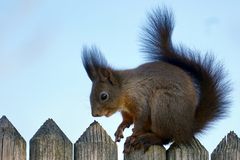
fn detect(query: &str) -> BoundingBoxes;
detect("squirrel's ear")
[98,68,120,85]
[82,46,117,83]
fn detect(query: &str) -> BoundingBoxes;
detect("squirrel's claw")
[114,129,124,142]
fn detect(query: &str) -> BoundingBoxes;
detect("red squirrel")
[82,8,231,153]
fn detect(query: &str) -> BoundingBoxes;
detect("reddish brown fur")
[82,8,231,153]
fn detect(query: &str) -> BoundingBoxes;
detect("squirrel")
[81,7,231,153]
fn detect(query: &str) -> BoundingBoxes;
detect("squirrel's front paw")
[114,128,124,142]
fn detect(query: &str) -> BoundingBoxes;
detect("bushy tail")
[141,7,231,133]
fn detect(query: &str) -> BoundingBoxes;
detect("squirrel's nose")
[92,113,101,117]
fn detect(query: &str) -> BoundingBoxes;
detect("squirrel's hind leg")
[124,133,169,153]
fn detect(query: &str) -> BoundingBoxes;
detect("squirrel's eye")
[99,91,109,102]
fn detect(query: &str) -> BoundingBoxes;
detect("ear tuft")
[98,68,120,85]
[81,46,109,81]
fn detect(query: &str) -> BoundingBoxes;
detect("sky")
[0,0,240,159]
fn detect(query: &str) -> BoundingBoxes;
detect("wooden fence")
[0,115,239,160]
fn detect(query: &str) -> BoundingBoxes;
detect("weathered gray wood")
[74,120,118,160]
[124,145,166,160]
[0,115,26,160]
[2,114,240,160]
[30,119,72,160]
[211,131,240,160]
[167,137,208,160]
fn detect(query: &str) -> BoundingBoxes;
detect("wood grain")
[211,131,240,160]
[0,115,26,160]
[74,120,118,160]
[30,119,72,160]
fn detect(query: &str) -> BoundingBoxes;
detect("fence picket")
[167,137,208,160]
[211,131,240,160]
[74,121,118,160]
[29,119,72,160]
[0,116,26,160]
[124,145,166,160]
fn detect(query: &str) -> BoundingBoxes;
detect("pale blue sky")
[0,1,240,159]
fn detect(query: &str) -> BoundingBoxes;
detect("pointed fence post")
[167,137,208,160]
[30,119,72,160]
[211,131,240,160]
[74,121,118,160]
[124,145,166,160]
[0,115,26,160]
